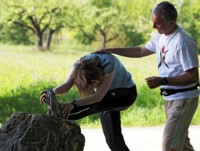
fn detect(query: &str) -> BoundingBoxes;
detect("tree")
[68,0,134,49]
[179,0,200,50]
[0,23,33,45]
[0,0,69,51]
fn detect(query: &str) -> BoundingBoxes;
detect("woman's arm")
[40,69,75,104]
[74,71,115,106]
[53,69,75,95]
[61,71,115,118]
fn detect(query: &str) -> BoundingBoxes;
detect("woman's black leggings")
[68,85,137,151]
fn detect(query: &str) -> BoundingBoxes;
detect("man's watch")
[161,77,169,85]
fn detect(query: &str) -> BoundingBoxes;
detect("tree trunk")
[101,33,106,49]
[46,29,55,50]
[37,32,43,51]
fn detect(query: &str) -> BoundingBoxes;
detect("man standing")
[98,1,199,151]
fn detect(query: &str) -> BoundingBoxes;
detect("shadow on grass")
[0,82,100,126]
[0,84,166,126]
[134,85,164,108]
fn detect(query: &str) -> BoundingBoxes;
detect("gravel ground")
[82,125,200,151]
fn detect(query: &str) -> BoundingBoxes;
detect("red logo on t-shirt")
[158,45,169,68]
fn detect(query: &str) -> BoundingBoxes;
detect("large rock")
[0,112,85,151]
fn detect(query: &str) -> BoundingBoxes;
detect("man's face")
[152,14,172,35]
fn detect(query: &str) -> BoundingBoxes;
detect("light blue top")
[80,53,135,90]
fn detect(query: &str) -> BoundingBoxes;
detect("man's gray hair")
[153,1,178,21]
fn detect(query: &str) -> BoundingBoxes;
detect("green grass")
[0,45,199,128]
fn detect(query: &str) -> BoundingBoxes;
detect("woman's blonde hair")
[72,57,104,96]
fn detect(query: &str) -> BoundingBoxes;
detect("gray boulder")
[0,112,85,151]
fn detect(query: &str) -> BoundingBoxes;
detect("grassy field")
[0,45,199,128]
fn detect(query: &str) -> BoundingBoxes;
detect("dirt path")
[82,126,200,151]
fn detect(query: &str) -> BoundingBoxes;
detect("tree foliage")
[65,0,134,48]
[0,23,33,45]
[0,0,200,50]
[0,0,69,50]
[179,0,200,49]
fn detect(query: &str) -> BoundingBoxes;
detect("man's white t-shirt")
[145,26,199,101]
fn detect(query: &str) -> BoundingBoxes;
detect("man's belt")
[160,83,199,96]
